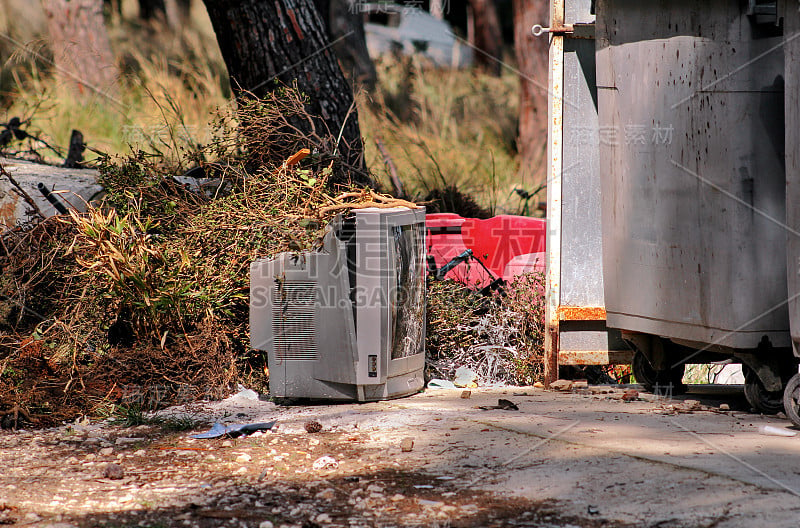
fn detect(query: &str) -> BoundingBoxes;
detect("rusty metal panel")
[545,0,629,371]
[545,0,566,385]
[597,0,788,351]
[559,349,634,365]
[559,306,606,321]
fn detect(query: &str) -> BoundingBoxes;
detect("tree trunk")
[138,0,167,20]
[513,0,548,190]
[468,0,502,76]
[313,0,377,90]
[201,0,369,186]
[40,0,118,99]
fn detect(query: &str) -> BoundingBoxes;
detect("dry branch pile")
[0,88,412,427]
[425,272,545,386]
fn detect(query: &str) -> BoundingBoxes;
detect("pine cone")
[304,420,323,433]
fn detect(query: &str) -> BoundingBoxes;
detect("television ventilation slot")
[272,280,318,361]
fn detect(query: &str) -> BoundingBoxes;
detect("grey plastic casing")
[250,207,426,401]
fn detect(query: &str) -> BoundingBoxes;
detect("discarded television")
[250,207,426,401]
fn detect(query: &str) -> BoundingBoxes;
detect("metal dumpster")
[782,3,800,426]
[596,0,797,411]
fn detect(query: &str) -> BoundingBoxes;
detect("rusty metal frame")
[544,0,565,387]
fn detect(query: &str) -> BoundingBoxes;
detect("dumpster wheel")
[632,350,686,395]
[743,366,784,415]
[782,373,800,427]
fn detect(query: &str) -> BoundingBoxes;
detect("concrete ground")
[169,383,800,527]
[2,384,799,527]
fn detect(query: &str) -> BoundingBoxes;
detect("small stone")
[99,447,114,456]
[418,499,444,508]
[622,389,639,401]
[115,437,141,445]
[84,454,96,461]
[24,513,41,521]
[390,493,405,502]
[549,379,573,391]
[400,437,414,452]
[236,453,252,463]
[315,513,332,523]
[103,463,125,480]
[305,421,323,433]
[460,390,471,399]
[221,440,233,448]
[315,488,336,500]
[719,403,730,411]
[312,456,338,470]
[65,456,79,464]
[683,399,701,410]
[366,484,384,493]
[133,449,146,456]
[259,522,274,528]
[236,467,248,474]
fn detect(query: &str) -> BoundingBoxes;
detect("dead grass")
[0,88,401,426]
[426,272,545,386]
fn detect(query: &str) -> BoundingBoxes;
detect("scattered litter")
[719,404,730,411]
[224,385,259,402]
[460,390,472,399]
[413,484,434,489]
[427,379,457,389]
[758,425,798,437]
[304,420,323,433]
[587,505,600,515]
[191,421,277,439]
[621,389,639,402]
[479,398,519,411]
[400,437,415,452]
[549,379,573,391]
[454,367,479,388]
[312,456,339,470]
[435,476,455,480]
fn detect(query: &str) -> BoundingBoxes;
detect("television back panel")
[250,207,426,401]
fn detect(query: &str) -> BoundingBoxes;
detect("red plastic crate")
[426,213,546,288]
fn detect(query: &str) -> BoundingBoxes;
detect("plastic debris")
[454,367,478,387]
[427,379,457,389]
[478,398,519,411]
[191,421,277,439]
[758,425,798,437]
[312,456,339,470]
[224,384,259,402]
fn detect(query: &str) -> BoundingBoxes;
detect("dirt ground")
[2,384,799,528]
